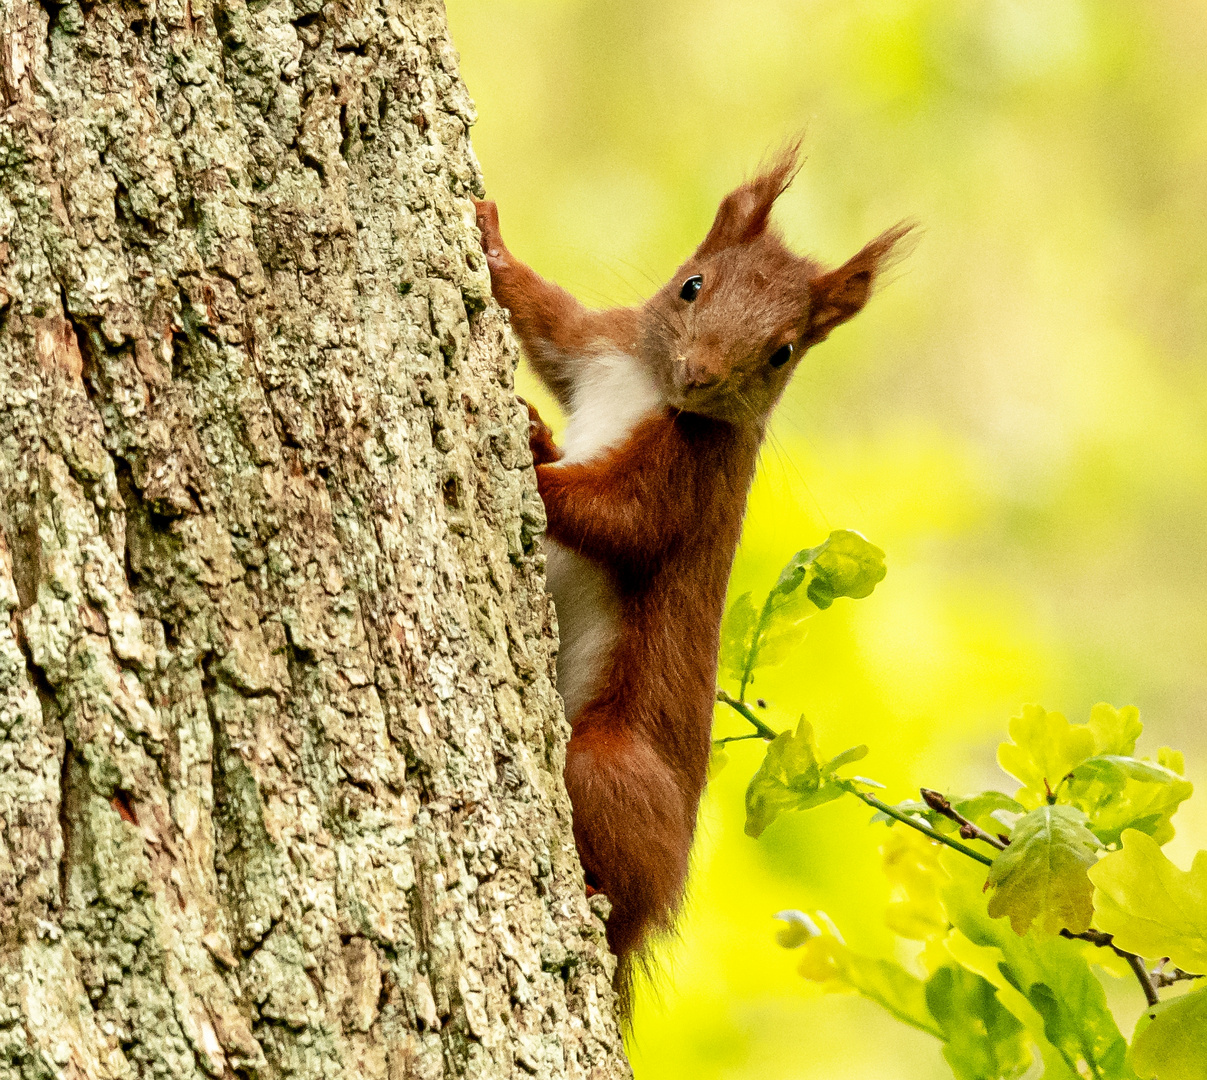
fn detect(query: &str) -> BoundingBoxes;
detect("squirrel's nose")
[682,357,721,390]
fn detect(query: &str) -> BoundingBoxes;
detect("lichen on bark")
[0,1,630,1077]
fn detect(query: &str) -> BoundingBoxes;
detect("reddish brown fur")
[475,146,909,1012]
[541,413,759,967]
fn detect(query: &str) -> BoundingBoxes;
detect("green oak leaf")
[926,965,1031,1080]
[746,591,815,673]
[795,529,887,610]
[882,828,950,943]
[1088,703,1143,756]
[985,805,1101,935]
[744,718,846,838]
[1128,983,1207,1080]
[1067,754,1193,846]
[823,744,870,772]
[795,908,1032,1080]
[944,929,1082,1080]
[1088,829,1207,974]
[718,591,758,683]
[997,705,1095,809]
[797,931,942,1037]
[728,531,886,691]
[943,851,1134,1080]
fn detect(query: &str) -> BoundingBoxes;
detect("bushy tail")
[563,721,695,1014]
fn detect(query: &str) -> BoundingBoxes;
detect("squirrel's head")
[643,145,912,425]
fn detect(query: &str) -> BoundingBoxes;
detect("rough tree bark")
[0,2,631,1077]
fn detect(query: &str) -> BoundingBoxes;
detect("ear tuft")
[805,221,916,345]
[696,140,804,257]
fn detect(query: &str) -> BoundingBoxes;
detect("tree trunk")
[0,2,630,1077]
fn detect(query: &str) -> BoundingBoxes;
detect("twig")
[1058,929,1202,1007]
[1061,931,1159,1008]
[845,787,995,867]
[1061,927,1118,951]
[1126,954,1160,1008]
[712,732,768,746]
[1153,962,1202,988]
[716,694,993,866]
[919,789,1008,850]
[716,689,778,740]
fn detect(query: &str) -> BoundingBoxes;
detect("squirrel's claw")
[518,396,562,466]
[473,199,506,262]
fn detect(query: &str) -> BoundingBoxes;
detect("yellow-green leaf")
[1088,703,1143,756]
[1067,755,1193,846]
[943,851,1132,1080]
[798,529,887,610]
[797,932,942,1038]
[926,965,1031,1080]
[1088,830,1207,974]
[997,705,1095,809]
[985,805,1100,936]
[882,828,949,943]
[729,531,887,691]
[744,718,845,838]
[718,591,758,683]
[1128,983,1207,1080]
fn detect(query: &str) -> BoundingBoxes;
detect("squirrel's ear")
[696,144,802,256]
[805,222,914,344]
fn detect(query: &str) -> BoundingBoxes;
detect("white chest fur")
[558,350,664,464]
[544,351,663,722]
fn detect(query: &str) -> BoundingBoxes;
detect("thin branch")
[920,788,1008,851]
[845,786,995,867]
[716,689,778,740]
[712,732,768,747]
[1061,927,1117,951]
[1153,962,1203,988]
[1058,928,1203,1007]
[1127,953,1161,1008]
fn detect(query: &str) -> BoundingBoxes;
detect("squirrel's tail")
[563,720,696,1015]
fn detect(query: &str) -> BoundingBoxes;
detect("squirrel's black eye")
[769,343,794,368]
[679,275,703,302]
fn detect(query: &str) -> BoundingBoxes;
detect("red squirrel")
[474,147,908,1006]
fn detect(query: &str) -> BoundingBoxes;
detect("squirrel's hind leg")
[562,718,693,965]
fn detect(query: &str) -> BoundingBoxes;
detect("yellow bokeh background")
[444,2,1207,1076]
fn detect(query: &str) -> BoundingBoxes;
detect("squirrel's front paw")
[473,199,508,266]
[519,397,562,466]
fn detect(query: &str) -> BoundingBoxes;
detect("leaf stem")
[738,598,775,702]
[716,689,779,740]
[919,788,1008,850]
[712,732,768,746]
[844,786,995,867]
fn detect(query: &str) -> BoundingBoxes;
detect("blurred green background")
[443,1,1207,1076]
